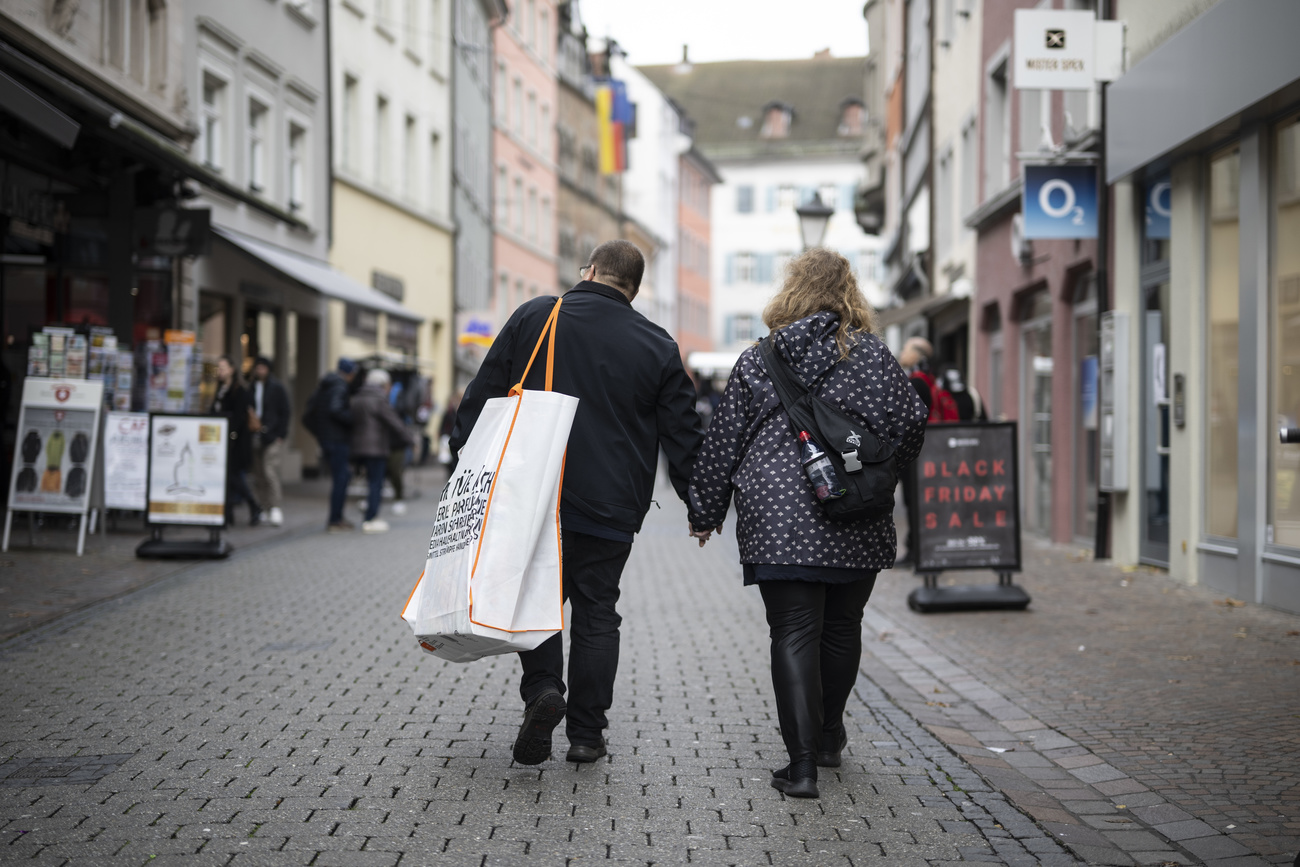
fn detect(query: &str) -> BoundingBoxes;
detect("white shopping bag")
[402,300,577,662]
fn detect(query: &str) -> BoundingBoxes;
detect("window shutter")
[724,315,735,345]
[765,186,777,212]
[757,253,773,284]
[725,253,734,284]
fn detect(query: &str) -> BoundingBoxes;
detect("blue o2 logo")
[1022,165,1098,240]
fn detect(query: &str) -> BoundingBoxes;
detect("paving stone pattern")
[861,540,1300,866]
[0,484,1074,865]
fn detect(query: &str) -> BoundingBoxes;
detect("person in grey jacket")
[688,249,928,799]
[350,368,414,534]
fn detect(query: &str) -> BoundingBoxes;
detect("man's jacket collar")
[567,280,633,306]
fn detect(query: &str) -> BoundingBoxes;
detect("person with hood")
[688,248,928,799]
[304,358,358,532]
[349,367,414,534]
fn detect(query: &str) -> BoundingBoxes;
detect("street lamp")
[795,191,834,250]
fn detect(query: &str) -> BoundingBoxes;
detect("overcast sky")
[575,0,869,66]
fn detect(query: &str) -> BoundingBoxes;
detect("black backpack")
[759,337,900,522]
[301,381,327,438]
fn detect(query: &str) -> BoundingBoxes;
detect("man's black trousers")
[758,576,878,767]
[518,530,633,747]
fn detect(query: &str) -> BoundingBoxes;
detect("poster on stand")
[146,415,227,526]
[103,412,150,511]
[6,379,105,515]
[911,422,1022,573]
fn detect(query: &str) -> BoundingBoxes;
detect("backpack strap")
[759,336,809,430]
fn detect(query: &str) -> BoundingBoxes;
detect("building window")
[736,185,753,213]
[201,71,226,171]
[403,114,417,200]
[539,9,549,65]
[1271,115,1300,548]
[375,95,390,188]
[527,91,537,145]
[540,195,551,250]
[107,0,126,70]
[147,0,168,93]
[513,77,523,135]
[430,0,444,67]
[496,62,507,122]
[387,316,419,353]
[1019,88,1049,154]
[935,148,953,264]
[288,122,307,214]
[960,118,977,223]
[527,187,537,241]
[342,74,359,172]
[405,0,420,54]
[513,177,524,234]
[1206,145,1241,539]
[345,304,379,341]
[525,0,535,46]
[760,104,791,139]
[733,314,756,343]
[839,100,864,136]
[247,98,268,194]
[428,132,442,210]
[732,252,755,283]
[984,58,1010,197]
[540,103,550,157]
[497,164,508,224]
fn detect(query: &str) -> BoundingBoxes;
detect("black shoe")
[894,551,913,567]
[771,760,819,798]
[249,508,263,527]
[566,739,607,763]
[817,727,848,768]
[512,690,566,765]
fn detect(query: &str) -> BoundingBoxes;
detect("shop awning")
[875,291,967,330]
[214,227,424,322]
[687,351,744,377]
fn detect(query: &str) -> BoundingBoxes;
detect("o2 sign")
[1145,173,1171,240]
[1021,164,1098,240]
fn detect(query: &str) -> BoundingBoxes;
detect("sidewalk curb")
[858,596,1275,866]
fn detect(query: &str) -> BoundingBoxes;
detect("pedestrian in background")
[303,358,357,533]
[249,356,291,527]
[451,240,703,766]
[211,355,262,527]
[688,248,927,799]
[349,367,414,534]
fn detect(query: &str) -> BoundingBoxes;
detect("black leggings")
[758,576,877,767]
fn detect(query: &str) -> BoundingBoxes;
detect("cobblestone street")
[0,479,1077,866]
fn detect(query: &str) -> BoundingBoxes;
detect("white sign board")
[147,415,228,526]
[6,379,104,515]
[1014,9,1096,91]
[103,412,150,511]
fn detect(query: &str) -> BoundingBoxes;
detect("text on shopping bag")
[428,467,495,560]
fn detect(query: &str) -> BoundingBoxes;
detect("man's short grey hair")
[585,239,645,295]
[365,368,391,389]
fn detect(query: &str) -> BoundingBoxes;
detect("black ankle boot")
[817,726,848,767]
[771,759,818,798]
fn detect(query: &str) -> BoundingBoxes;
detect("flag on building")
[596,79,632,175]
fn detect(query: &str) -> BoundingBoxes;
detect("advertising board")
[146,415,228,527]
[911,422,1022,574]
[103,412,150,511]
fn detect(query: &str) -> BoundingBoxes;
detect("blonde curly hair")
[762,248,878,360]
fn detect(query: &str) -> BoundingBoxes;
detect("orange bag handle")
[509,298,562,396]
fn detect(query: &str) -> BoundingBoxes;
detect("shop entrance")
[1021,292,1053,538]
[1142,280,1172,565]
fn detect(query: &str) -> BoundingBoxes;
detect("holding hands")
[688,522,723,548]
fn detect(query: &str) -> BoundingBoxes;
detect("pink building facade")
[493,0,559,317]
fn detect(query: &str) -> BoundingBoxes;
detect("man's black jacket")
[255,375,292,442]
[309,372,353,445]
[450,281,703,536]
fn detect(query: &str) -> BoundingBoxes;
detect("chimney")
[682,44,689,63]
[814,48,832,59]
[675,43,693,74]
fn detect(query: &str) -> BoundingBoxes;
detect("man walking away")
[250,356,291,527]
[451,240,704,766]
[350,368,414,534]
[304,358,357,533]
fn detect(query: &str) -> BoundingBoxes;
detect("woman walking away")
[350,368,415,534]
[687,249,928,798]
[211,355,262,527]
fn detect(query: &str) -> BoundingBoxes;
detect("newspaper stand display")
[907,422,1031,612]
[2,379,105,556]
[136,414,231,559]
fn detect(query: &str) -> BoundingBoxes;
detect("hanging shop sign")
[103,412,150,511]
[146,415,228,527]
[2,378,105,555]
[1021,164,1098,239]
[1013,9,1097,90]
[911,422,1022,573]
